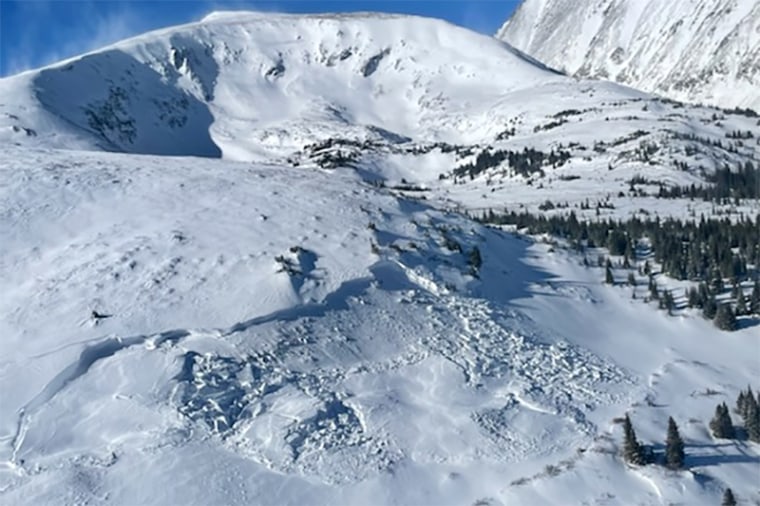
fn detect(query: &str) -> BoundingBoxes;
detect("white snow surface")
[497,0,760,111]
[0,147,758,505]
[0,10,759,506]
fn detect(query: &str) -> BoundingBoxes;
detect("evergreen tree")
[703,296,718,319]
[624,240,634,264]
[746,396,760,443]
[709,403,735,439]
[605,264,614,285]
[741,386,756,419]
[649,277,659,300]
[710,269,725,294]
[468,246,482,271]
[731,280,740,299]
[750,278,760,314]
[687,286,700,308]
[622,414,646,465]
[665,416,685,469]
[714,304,737,331]
[736,389,747,416]
[722,488,737,506]
[735,288,748,315]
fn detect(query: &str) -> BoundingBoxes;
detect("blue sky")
[0,0,521,77]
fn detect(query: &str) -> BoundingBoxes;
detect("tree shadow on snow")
[736,316,760,330]
[227,195,559,338]
[686,451,759,467]
[226,277,374,335]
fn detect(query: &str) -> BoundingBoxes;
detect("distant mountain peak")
[497,0,760,111]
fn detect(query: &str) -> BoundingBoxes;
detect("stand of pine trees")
[476,209,760,331]
[452,146,572,181]
[619,391,756,498]
[621,415,686,468]
[656,161,760,201]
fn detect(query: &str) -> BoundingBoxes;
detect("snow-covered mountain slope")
[0,147,757,505]
[0,11,563,159]
[497,0,760,111]
[2,9,757,203]
[0,11,759,505]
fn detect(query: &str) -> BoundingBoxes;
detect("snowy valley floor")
[0,148,758,505]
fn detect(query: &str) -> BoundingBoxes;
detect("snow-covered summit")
[2,9,758,197]
[0,11,564,159]
[497,0,760,111]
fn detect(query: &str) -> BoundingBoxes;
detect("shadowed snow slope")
[497,0,760,111]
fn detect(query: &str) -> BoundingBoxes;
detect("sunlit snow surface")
[0,147,758,505]
[0,10,758,505]
[497,0,760,111]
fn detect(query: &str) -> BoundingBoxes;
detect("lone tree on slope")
[703,296,718,319]
[750,278,760,314]
[735,287,748,315]
[709,403,735,439]
[665,416,685,469]
[605,263,615,285]
[622,414,646,465]
[714,304,737,331]
[746,396,760,443]
[468,246,482,273]
[722,488,737,506]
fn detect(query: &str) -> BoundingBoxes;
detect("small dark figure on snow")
[91,310,113,320]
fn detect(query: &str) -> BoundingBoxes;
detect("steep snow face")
[497,0,760,111]
[0,12,563,159]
